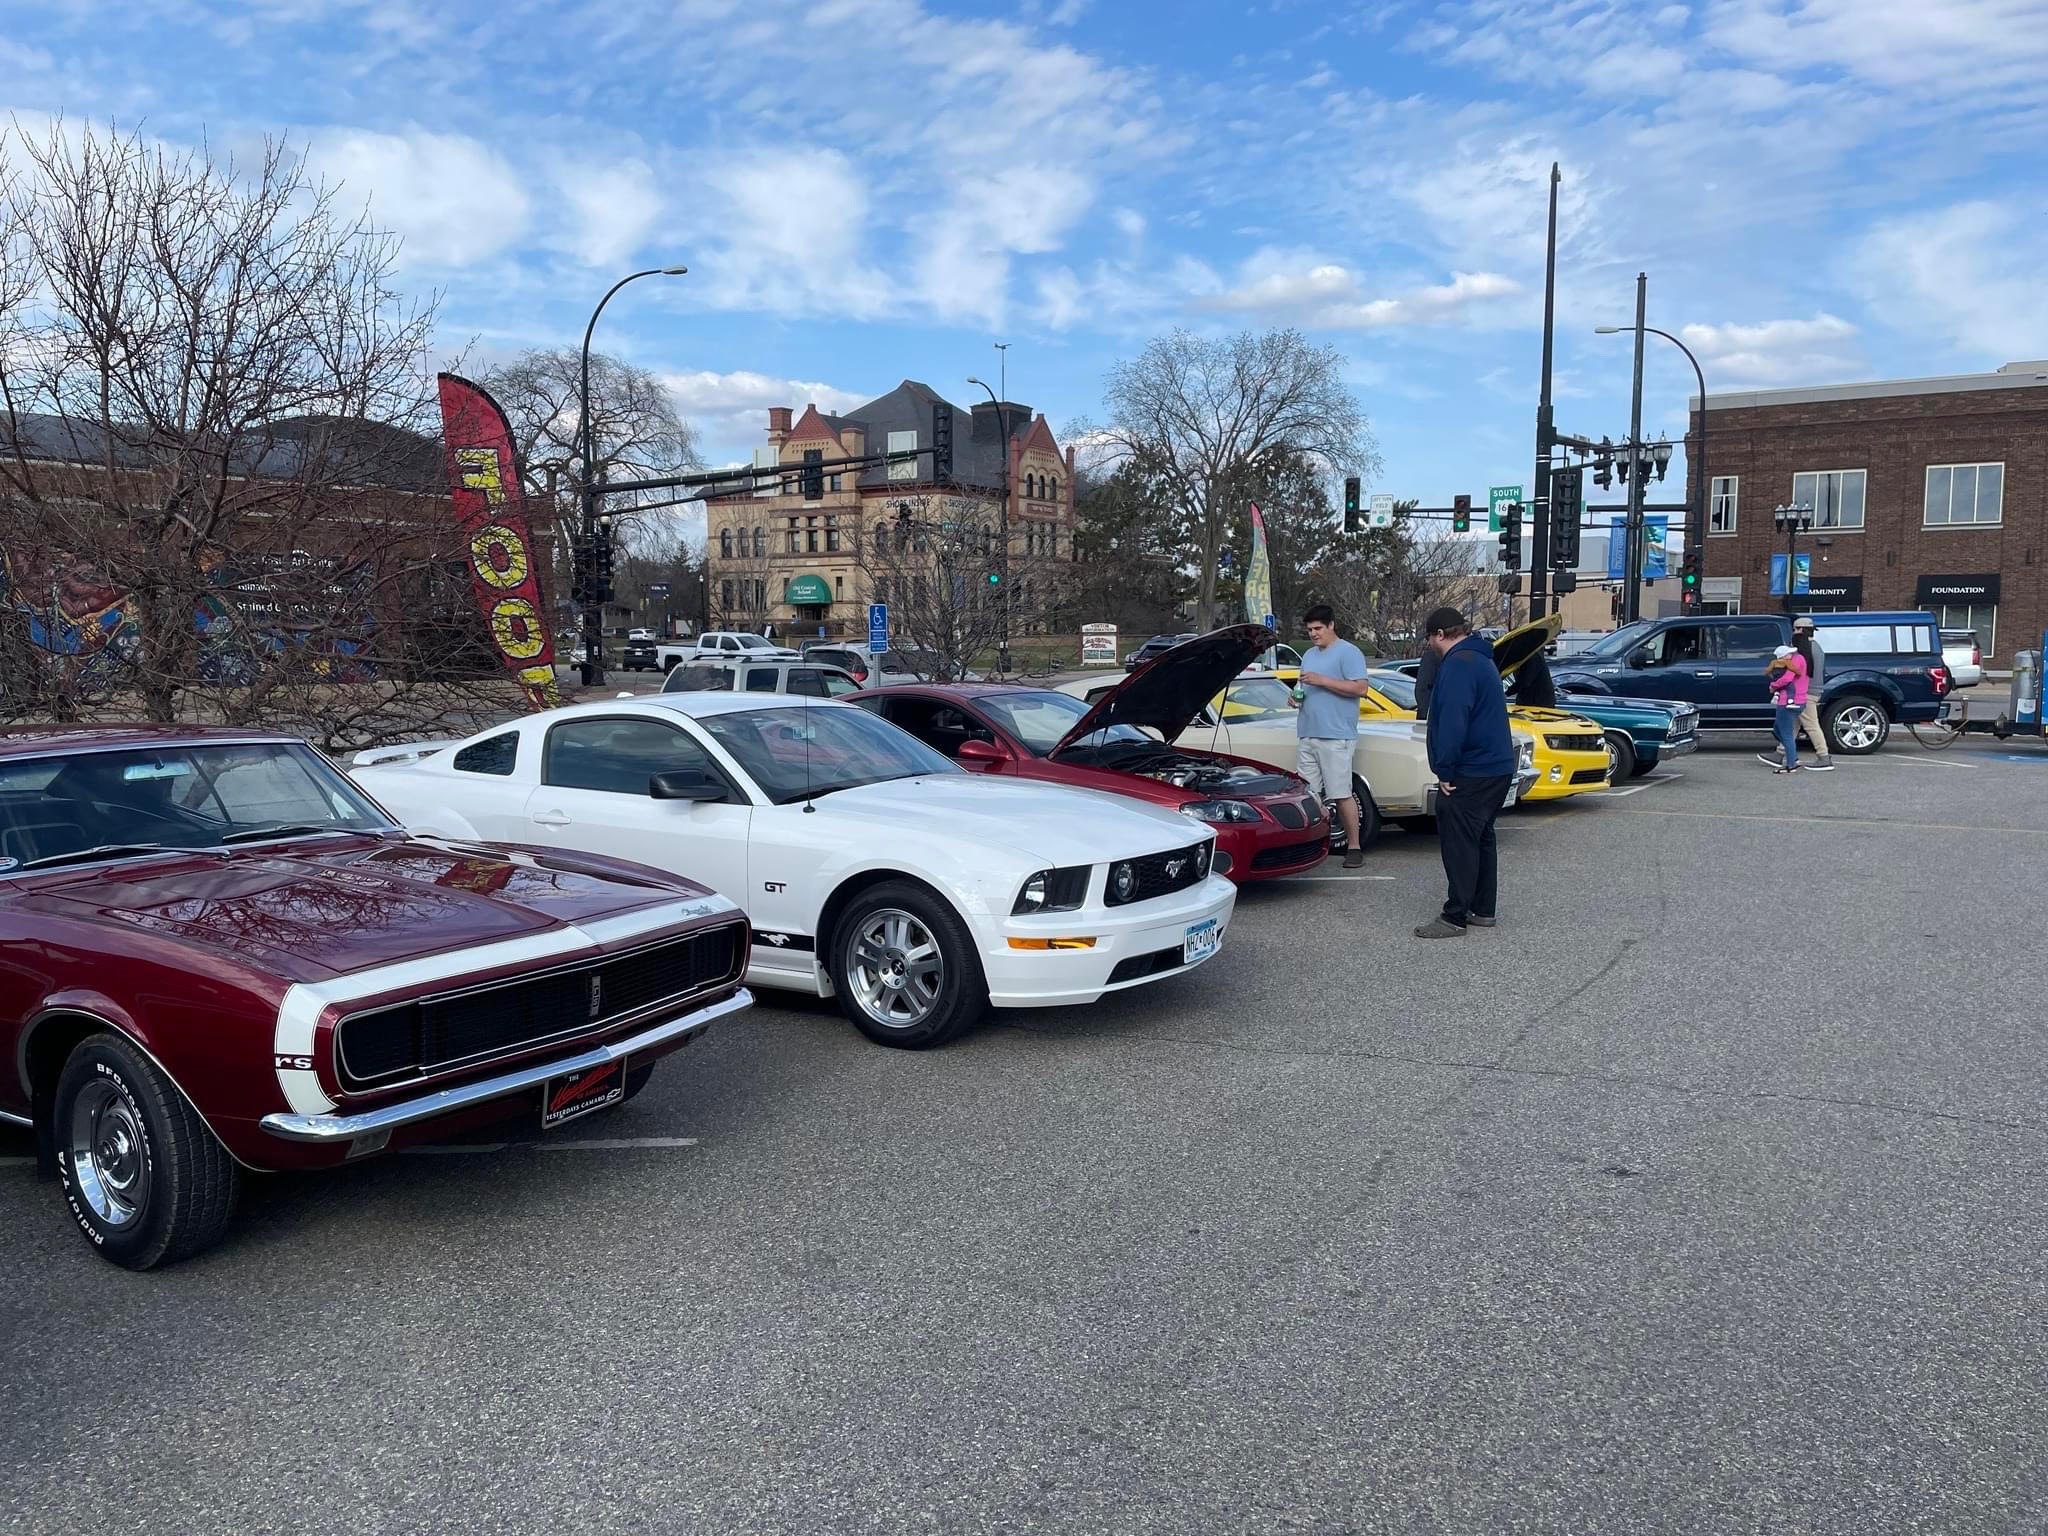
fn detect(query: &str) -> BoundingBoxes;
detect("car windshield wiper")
[11,843,227,872]
[217,823,362,845]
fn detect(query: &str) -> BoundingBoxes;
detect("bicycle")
[1908,695,1968,749]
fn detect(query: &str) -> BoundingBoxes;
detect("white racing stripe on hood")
[270,895,739,1116]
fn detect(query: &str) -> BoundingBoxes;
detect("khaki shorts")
[1297,737,1353,802]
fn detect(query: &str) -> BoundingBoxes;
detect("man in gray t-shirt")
[1294,604,1374,866]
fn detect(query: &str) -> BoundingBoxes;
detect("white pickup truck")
[649,630,802,671]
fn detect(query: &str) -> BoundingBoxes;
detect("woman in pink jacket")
[1765,644,1809,773]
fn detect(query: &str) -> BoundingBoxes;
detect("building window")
[829,473,842,492]
[1791,469,1865,530]
[721,580,733,612]
[719,528,732,558]
[806,517,819,553]
[826,515,840,552]
[914,575,929,608]
[1925,463,2004,527]
[875,523,890,555]
[754,579,766,611]
[753,444,780,498]
[787,518,800,553]
[1934,602,1997,657]
[1049,476,1058,502]
[888,429,918,482]
[1709,476,1738,534]
[872,578,887,605]
[835,575,844,598]
[753,527,767,558]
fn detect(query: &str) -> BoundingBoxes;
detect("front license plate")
[541,1058,626,1129]
[1184,919,1219,965]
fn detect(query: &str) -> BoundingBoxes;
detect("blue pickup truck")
[1551,610,1952,754]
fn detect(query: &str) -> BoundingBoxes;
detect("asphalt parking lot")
[4,733,2046,1535]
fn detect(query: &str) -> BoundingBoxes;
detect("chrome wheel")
[1833,703,1885,751]
[847,908,944,1029]
[69,1079,147,1230]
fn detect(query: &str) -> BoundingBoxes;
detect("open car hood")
[1493,612,1563,678]
[1053,624,1276,755]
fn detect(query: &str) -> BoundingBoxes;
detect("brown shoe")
[1342,848,1366,869]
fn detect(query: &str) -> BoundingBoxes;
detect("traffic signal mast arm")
[599,444,939,501]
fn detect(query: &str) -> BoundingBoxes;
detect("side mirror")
[649,771,727,802]
[1627,648,1651,669]
[956,739,1006,767]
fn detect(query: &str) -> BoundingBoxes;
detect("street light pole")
[1621,272,1649,624]
[1596,321,1707,610]
[967,375,1010,675]
[1774,502,1814,615]
[1531,161,1561,620]
[578,264,686,685]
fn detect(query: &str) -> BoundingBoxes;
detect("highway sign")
[1488,484,1522,533]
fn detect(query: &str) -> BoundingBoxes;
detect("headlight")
[1109,860,1138,904]
[1012,866,1089,915]
[1180,798,1260,824]
[1518,740,1536,770]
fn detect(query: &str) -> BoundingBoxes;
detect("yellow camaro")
[1365,669,1610,801]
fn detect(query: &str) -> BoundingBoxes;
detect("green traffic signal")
[988,572,1001,585]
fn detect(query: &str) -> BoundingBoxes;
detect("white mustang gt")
[351,693,1237,1048]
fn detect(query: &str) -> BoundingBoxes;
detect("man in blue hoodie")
[1417,606,1517,939]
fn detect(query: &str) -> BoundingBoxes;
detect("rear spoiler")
[350,740,463,768]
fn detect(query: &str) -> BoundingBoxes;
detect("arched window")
[719,528,733,559]
[753,527,768,558]
[1049,476,1058,502]
[720,580,733,612]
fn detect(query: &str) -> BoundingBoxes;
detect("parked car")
[353,695,1237,1050]
[852,626,1329,881]
[800,644,982,687]
[659,657,863,698]
[1125,632,1196,669]
[679,631,802,665]
[1552,610,1951,753]
[1063,670,1537,849]
[0,726,751,1268]
[628,628,654,641]
[1940,628,1984,689]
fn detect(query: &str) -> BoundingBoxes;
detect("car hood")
[1511,706,1604,730]
[1054,625,1275,754]
[15,835,713,983]
[1494,612,1563,678]
[810,774,1205,865]
[1562,690,1688,719]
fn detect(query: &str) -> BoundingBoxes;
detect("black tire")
[1604,732,1637,784]
[53,1033,239,1270]
[661,656,680,673]
[1823,695,1890,755]
[828,880,987,1049]
[1329,775,1382,852]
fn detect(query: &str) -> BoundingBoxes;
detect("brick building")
[1690,361,2048,660]
[704,380,1077,639]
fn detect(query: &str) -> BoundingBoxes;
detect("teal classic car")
[1383,615,1700,781]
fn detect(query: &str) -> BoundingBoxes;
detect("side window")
[1645,625,1705,665]
[544,719,721,795]
[1717,621,1783,660]
[664,663,732,693]
[886,699,991,758]
[452,732,518,776]
[821,671,861,698]
[1817,624,1892,654]
[786,668,830,699]
[744,667,781,692]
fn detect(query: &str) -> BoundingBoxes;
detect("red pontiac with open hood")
[849,626,1329,882]
[0,726,750,1269]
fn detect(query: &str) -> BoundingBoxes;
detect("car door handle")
[1693,671,1715,678]
[531,810,571,828]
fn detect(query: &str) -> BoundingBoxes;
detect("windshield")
[0,741,393,870]
[1579,621,1658,660]
[694,705,959,804]
[1216,678,1296,722]
[1369,672,1417,710]
[731,634,777,651]
[976,691,1151,756]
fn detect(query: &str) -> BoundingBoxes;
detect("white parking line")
[1878,753,1975,768]
[1305,874,1398,881]
[1600,773,1684,798]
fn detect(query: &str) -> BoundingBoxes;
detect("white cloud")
[658,368,870,462]
[1850,202,2048,359]
[694,149,893,318]
[1705,0,2048,97]
[550,157,665,270]
[1676,313,1861,384]
[307,127,529,268]
[915,164,1095,324]
[1198,250,1521,329]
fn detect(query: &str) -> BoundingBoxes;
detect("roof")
[1700,361,2048,413]
[637,693,861,719]
[0,411,446,492]
[0,725,295,760]
[855,682,1043,699]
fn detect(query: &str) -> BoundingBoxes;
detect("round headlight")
[1548,764,1563,781]
[1111,861,1137,902]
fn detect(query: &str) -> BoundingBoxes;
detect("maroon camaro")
[850,625,1329,882]
[0,726,750,1269]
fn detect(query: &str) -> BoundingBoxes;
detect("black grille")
[1569,767,1609,785]
[1107,946,1185,985]
[1546,734,1604,754]
[1251,837,1328,871]
[1266,799,1305,829]
[337,923,746,1087]
[1105,843,1208,907]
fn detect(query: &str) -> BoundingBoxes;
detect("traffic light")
[1497,502,1522,570]
[1593,436,1614,491]
[593,529,616,604]
[1549,466,1583,571]
[987,571,1001,586]
[1343,476,1362,533]
[1451,493,1472,534]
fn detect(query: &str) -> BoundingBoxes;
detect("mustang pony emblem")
[1165,858,1187,878]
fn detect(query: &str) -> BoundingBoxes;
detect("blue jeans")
[1775,705,1800,768]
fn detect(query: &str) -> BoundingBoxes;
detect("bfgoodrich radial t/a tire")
[830,881,987,1049]
[54,1033,239,1270]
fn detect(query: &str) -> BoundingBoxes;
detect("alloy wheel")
[847,908,945,1028]
[1834,704,1884,751]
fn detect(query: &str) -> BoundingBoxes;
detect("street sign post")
[1488,485,1523,533]
[1367,493,1395,529]
[867,602,888,651]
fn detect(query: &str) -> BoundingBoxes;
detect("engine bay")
[1059,742,1298,798]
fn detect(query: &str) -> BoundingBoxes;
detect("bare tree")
[1085,328,1375,631]
[853,495,1063,678]
[0,119,520,742]
[1308,510,1495,656]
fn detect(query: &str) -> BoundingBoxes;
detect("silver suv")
[659,657,862,698]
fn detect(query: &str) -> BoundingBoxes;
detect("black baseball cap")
[1424,607,1467,636]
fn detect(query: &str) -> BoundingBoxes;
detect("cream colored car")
[1058,673,1536,848]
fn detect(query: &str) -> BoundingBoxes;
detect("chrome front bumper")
[258,988,753,1143]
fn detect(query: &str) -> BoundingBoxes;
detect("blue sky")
[4,0,2045,520]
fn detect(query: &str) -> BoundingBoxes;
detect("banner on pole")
[1244,503,1274,630]
[1605,515,1670,582]
[437,373,560,709]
